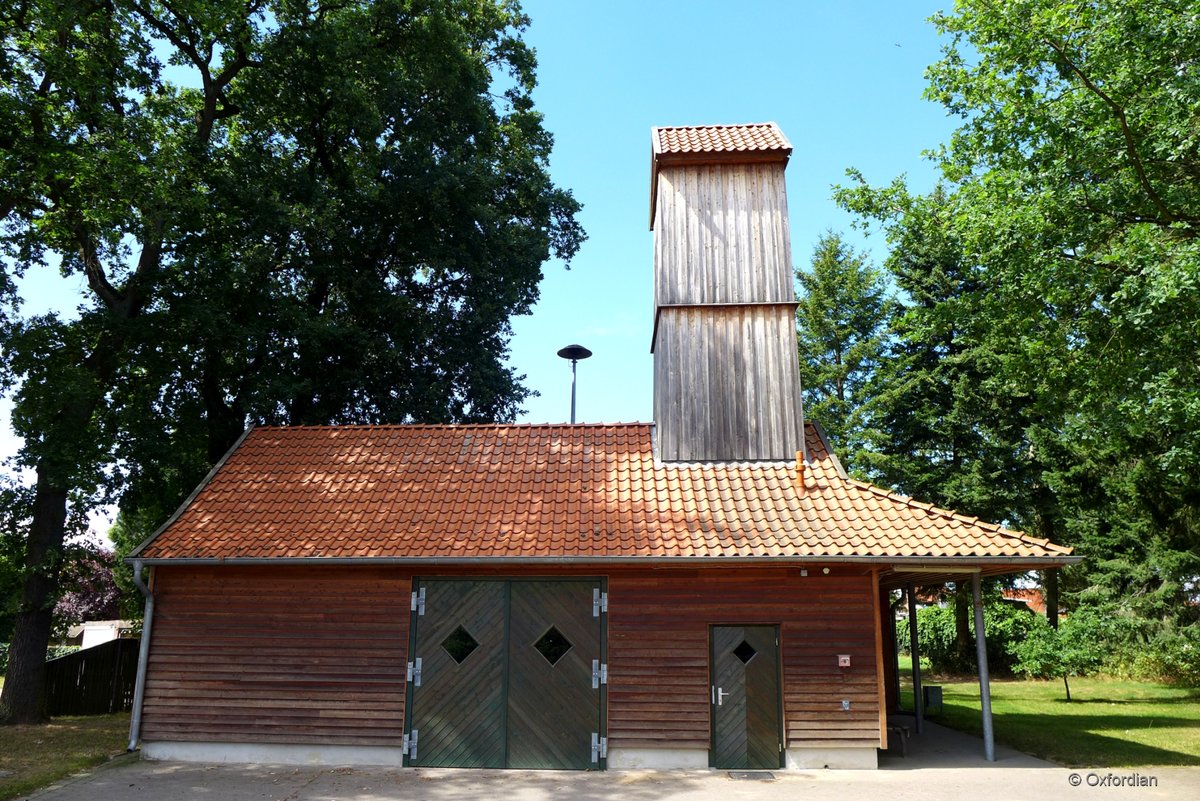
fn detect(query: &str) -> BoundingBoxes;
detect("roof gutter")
[129,554,1082,567]
[126,559,154,753]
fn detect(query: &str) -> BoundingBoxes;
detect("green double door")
[710,625,783,769]
[405,579,605,769]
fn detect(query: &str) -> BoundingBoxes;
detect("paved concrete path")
[21,721,1200,801]
[23,757,1200,801]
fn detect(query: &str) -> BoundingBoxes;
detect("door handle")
[711,686,730,706]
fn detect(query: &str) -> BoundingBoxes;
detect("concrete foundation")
[142,741,876,771]
[606,748,709,770]
[140,741,406,767]
[785,747,878,770]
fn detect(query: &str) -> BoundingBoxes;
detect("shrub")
[911,596,1041,675]
[1130,625,1200,686]
[1012,612,1107,699]
[45,645,80,661]
[0,643,83,676]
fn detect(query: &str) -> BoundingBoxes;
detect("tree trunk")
[954,582,973,667]
[2,327,123,724]
[1044,568,1060,629]
[0,469,69,723]
[1063,674,1071,702]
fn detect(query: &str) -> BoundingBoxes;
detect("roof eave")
[129,554,1082,568]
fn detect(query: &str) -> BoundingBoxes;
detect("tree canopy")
[824,0,1198,642]
[794,231,890,476]
[0,0,583,722]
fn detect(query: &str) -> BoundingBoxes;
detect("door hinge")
[403,729,418,759]
[410,587,426,615]
[592,588,608,617]
[591,659,608,689]
[590,732,607,763]
[407,657,422,687]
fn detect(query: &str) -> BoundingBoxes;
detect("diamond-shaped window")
[533,626,573,666]
[733,640,757,665]
[441,625,479,665]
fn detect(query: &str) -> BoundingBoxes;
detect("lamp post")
[556,344,592,424]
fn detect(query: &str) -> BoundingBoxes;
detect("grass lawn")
[898,658,1200,767]
[0,675,130,801]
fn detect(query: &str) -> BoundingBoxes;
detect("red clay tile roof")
[649,123,793,230]
[652,123,792,159]
[132,424,1073,569]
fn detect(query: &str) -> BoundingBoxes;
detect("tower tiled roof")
[652,123,792,159]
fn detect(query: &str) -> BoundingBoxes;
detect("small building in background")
[64,619,136,650]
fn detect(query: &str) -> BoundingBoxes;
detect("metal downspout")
[972,572,996,761]
[127,559,155,752]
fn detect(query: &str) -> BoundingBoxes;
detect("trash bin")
[923,685,943,714]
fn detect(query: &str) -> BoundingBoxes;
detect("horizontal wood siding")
[140,564,879,753]
[141,566,411,746]
[653,164,793,307]
[654,304,804,461]
[607,568,880,750]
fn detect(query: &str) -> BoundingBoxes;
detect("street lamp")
[556,344,592,424]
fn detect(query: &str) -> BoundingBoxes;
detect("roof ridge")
[655,122,779,131]
[256,422,654,431]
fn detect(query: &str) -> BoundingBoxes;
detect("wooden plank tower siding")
[650,123,804,462]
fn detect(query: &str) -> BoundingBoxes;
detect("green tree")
[842,0,1200,632]
[1013,608,1111,700]
[795,232,890,475]
[0,0,582,723]
[837,185,1032,526]
[926,0,1200,621]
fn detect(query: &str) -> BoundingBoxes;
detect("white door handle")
[712,686,730,706]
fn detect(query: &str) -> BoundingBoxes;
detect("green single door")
[710,625,782,769]
[407,580,507,767]
[506,581,602,769]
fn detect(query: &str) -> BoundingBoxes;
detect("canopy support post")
[972,572,995,761]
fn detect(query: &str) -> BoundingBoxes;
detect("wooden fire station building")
[127,123,1074,771]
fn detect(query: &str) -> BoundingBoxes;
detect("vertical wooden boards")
[653,165,794,306]
[140,566,409,747]
[654,304,804,461]
[651,160,803,462]
[710,625,782,769]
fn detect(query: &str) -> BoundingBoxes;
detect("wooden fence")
[44,637,140,716]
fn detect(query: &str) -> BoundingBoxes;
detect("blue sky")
[1,1,959,476]
[507,0,955,424]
